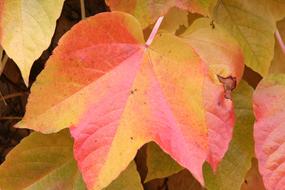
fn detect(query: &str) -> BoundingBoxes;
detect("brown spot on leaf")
[217,75,237,99]
[130,88,138,95]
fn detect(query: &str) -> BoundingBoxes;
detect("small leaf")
[212,0,280,76]
[0,129,86,190]
[203,80,255,190]
[0,0,64,85]
[145,142,183,182]
[18,12,243,189]
[106,0,216,28]
[253,74,285,190]
[104,161,143,190]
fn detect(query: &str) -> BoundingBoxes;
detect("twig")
[80,0,86,20]
[275,29,285,55]
[0,116,22,120]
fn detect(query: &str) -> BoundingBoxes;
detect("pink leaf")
[254,74,285,190]
[18,13,243,189]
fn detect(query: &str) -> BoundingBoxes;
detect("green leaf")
[203,80,255,190]
[180,17,244,81]
[167,170,204,190]
[212,0,279,76]
[104,161,143,190]
[145,142,183,182]
[0,0,65,85]
[159,7,189,34]
[106,0,216,28]
[0,129,86,190]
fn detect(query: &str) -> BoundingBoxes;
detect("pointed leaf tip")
[0,0,65,85]
[20,12,243,189]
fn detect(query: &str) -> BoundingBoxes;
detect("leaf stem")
[80,0,86,20]
[145,16,164,47]
[275,29,285,55]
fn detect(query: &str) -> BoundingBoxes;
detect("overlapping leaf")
[145,142,183,182]
[144,80,255,190]
[0,129,86,190]
[104,161,143,190]
[212,0,284,76]
[0,129,143,190]
[253,74,285,190]
[159,7,189,34]
[0,0,64,85]
[17,12,243,189]
[106,0,216,28]
[204,80,255,190]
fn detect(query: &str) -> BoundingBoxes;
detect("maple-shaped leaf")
[212,0,285,76]
[106,0,216,28]
[0,0,64,85]
[17,12,243,189]
[253,74,285,190]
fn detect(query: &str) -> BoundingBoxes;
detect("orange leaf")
[18,12,243,189]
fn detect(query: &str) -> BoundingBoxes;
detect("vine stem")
[145,16,164,47]
[275,29,285,55]
[80,0,86,20]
